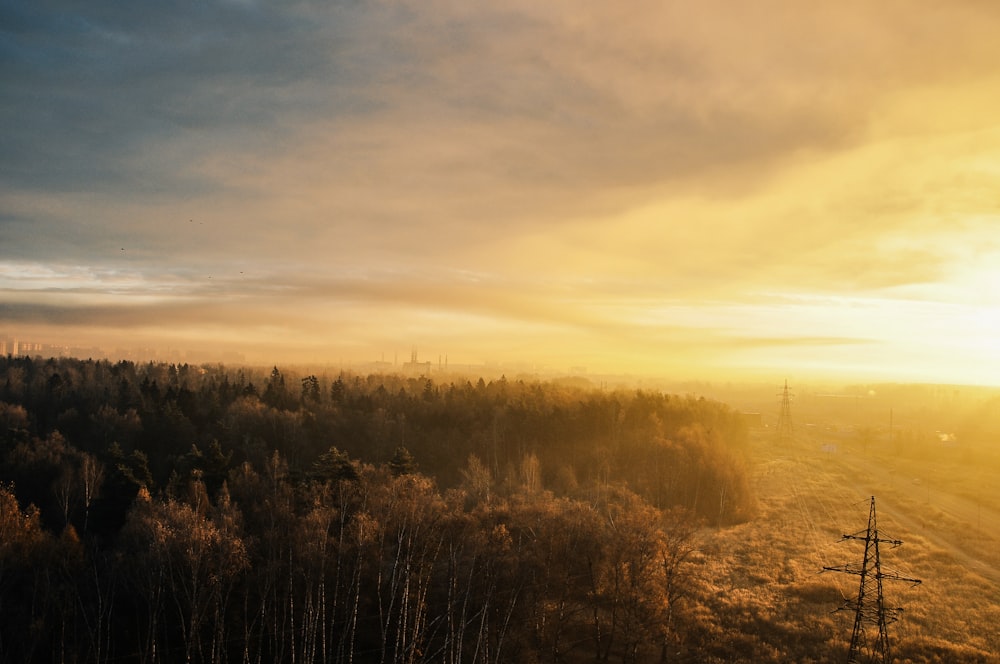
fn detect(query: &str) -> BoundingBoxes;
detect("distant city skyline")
[4,3,1000,386]
[0,331,570,377]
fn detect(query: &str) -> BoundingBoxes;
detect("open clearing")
[697,424,1000,662]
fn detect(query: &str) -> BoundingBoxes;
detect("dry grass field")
[686,387,1000,663]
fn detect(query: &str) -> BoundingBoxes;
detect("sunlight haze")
[3,1,1000,384]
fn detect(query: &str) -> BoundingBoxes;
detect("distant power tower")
[776,379,794,442]
[823,496,921,664]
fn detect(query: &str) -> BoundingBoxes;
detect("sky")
[3,1,1000,385]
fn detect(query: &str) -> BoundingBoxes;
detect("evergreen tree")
[312,446,358,482]
[388,445,417,476]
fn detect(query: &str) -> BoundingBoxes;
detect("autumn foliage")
[0,357,753,662]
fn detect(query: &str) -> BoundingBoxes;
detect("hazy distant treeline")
[0,356,754,662]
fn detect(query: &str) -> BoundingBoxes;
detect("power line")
[823,496,921,664]
[776,379,793,443]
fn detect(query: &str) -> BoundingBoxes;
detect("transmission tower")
[823,496,921,664]
[776,379,794,442]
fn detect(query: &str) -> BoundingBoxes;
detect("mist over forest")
[2,356,758,662]
[3,356,1000,663]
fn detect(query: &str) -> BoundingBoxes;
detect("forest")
[0,356,755,663]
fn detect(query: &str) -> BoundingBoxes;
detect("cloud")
[4,1,1000,380]
[2,2,374,193]
[7,2,1000,228]
[722,336,875,349]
